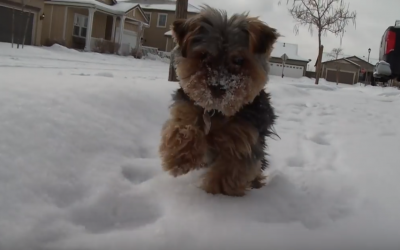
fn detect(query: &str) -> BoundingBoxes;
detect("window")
[73,13,88,38]
[144,12,151,23]
[157,13,167,28]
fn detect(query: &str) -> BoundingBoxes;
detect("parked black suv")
[374,25,400,83]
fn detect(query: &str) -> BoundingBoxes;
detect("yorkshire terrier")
[159,6,279,196]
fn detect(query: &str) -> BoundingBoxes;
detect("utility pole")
[168,0,188,82]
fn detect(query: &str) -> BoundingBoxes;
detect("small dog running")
[159,5,279,196]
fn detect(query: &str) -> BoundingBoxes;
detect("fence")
[141,46,171,59]
[88,40,171,59]
[90,37,131,55]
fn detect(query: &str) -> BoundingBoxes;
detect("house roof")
[316,52,379,66]
[46,0,148,21]
[117,0,201,13]
[271,42,309,62]
[321,57,361,67]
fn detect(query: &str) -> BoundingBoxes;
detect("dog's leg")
[201,156,259,196]
[159,101,207,177]
[201,121,260,196]
[251,163,267,189]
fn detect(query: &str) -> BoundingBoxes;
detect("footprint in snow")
[71,73,90,76]
[120,159,160,185]
[308,132,331,146]
[69,190,162,234]
[286,155,305,167]
[95,72,114,78]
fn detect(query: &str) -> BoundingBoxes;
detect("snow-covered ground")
[1,42,400,250]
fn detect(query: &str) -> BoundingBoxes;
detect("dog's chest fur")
[172,87,276,170]
[172,88,276,135]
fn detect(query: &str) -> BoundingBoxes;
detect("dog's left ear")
[247,18,279,55]
[171,19,188,47]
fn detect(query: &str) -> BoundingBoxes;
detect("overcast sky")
[189,0,400,70]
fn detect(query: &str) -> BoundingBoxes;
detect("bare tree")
[279,0,356,85]
[328,47,343,60]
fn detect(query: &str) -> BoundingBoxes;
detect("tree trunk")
[11,9,15,48]
[22,12,31,48]
[168,0,188,82]
[315,45,324,85]
[336,67,340,85]
[314,32,323,85]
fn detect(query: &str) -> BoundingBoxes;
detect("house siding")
[142,9,197,51]
[347,56,374,72]
[133,8,146,23]
[41,5,66,45]
[92,11,108,39]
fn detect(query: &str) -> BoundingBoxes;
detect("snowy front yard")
[1,43,400,250]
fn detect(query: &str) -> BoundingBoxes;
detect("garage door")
[115,27,137,49]
[0,6,34,45]
[326,69,355,84]
[269,62,304,78]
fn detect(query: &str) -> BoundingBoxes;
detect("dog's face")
[171,6,279,116]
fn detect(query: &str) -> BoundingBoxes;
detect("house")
[269,42,311,78]
[39,0,149,54]
[316,52,379,85]
[0,0,45,46]
[122,0,200,51]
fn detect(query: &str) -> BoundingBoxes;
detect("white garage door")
[269,62,304,78]
[115,27,137,50]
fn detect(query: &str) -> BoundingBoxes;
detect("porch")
[42,2,148,55]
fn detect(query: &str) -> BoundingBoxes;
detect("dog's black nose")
[208,84,226,98]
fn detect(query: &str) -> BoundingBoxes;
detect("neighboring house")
[0,0,45,46]
[316,52,379,85]
[123,0,200,51]
[269,42,311,78]
[40,0,149,54]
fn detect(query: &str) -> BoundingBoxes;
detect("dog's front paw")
[159,123,207,176]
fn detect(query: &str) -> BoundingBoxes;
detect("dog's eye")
[232,56,244,66]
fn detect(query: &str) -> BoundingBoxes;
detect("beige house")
[0,0,45,46]
[316,53,378,85]
[320,58,361,85]
[40,0,149,54]
[137,1,200,51]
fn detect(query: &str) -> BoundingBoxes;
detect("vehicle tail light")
[385,31,396,54]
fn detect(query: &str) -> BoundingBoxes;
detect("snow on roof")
[117,0,200,13]
[48,0,139,14]
[271,42,309,62]
[321,52,379,66]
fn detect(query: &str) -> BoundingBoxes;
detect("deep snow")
[1,42,400,250]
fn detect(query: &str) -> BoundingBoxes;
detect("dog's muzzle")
[208,83,226,98]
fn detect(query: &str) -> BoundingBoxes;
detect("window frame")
[157,13,168,28]
[73,13,89,38]
[144,12,151,24]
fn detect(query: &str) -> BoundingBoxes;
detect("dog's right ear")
[171,19,188,47]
